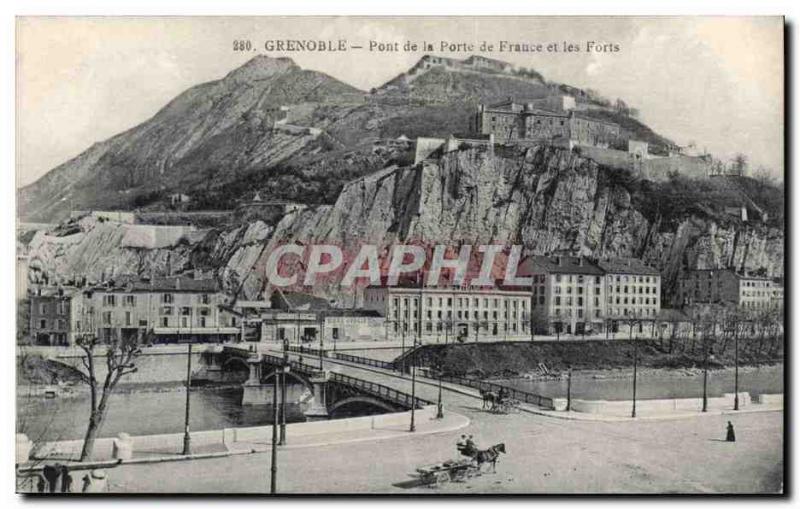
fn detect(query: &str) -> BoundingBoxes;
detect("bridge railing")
[328,372,432,410]
[439,374,554,409]
[286,345,327,357]
[333,352,396,371]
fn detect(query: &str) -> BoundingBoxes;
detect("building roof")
[98,275,220,293]
[596,257,660,276]
[272,290,332,311]
[520,256,604,276]
[681,269,774,281]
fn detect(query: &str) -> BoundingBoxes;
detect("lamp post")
[436,361,444,419]
[702,336,708,412]
[270,366,279,494]
[567,365,573,412]
[734,324,740,411]
[279,338,288,445]
[401,326,406,374]
[410,338,417,432]
[182,342,193,455]
[631,337,638,418]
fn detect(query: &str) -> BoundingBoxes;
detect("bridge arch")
[262,370,313,392]
[219,357,250,383]
[327,396,400,416]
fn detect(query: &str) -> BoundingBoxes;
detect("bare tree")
[75,335,141,461]
[732,153,749,175]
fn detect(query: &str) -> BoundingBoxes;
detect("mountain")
[18,56,364,221]
[24,146,784,306]
[20,54,675,223]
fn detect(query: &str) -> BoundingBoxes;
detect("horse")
[479,390,498,410]
[474,443,506,473]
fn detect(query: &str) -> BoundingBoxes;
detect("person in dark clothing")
[42,464,60,493]
[726,421,736,442]
[36,475,46,493]
[60,465,72,493]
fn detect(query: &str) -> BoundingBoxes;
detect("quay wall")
[28,406,436,461]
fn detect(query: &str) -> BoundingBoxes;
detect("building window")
[39,319,47,329]
[124,295,136,307]
[161,306,173,315]
[181,307,192,316]
[200,294,210,305]
[102,312,112,325]
[161,317,169,327]
[103,295,117,307]
[162,293,174,304]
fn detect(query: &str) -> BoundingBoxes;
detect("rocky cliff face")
[24,145,783,305]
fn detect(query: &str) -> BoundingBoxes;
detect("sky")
[16,16,784,187]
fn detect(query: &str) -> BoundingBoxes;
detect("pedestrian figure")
[456,434,467,455]
[81,474,92,493]
[42,464,60,493]
[726,421,736,442]
[36,475,46,493]
[464,435,477,457]
[60,465,72,493]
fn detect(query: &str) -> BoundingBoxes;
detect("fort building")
[472,98,621,148]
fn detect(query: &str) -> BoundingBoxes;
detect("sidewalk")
[228,410,469,453]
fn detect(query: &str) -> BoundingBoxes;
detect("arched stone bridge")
[198,346,431,419]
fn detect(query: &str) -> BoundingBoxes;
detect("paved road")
[99,347,783,494]
[105,407,783,494]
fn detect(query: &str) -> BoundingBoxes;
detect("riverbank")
[410,339,784,378]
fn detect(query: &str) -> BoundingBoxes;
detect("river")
[16,386,307,443]
[499,365,784,401]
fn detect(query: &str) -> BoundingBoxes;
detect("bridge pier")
[303,370,330,421]
[242,354,272,406]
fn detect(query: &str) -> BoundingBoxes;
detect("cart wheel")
[436,471,450,484]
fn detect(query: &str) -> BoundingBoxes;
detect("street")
[104,408,783,494]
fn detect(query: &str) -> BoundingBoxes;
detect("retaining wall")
[28,406,436,461]
[569,392,752,416]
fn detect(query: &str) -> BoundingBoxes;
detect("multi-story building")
[473,99,620,147]
[28,287,79,346]
[28,275,238,346]
[522,256,606,335]
[677,269,782,311]
[597,257,661,324]
[521,256,662,335]
[363,282,531,341]
[82,275,239,344]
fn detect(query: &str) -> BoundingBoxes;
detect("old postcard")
[15,16,785,495]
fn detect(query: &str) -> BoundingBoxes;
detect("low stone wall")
[26,406,436,463]
[569,392,752,416]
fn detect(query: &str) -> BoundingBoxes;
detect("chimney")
[578,258,584,267]
[175,278,181,290]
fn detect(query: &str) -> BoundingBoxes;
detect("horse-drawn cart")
[416,459,478,485]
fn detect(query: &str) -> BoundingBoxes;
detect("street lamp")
[734,324,740,411]
[436,361,444,419]
[702,335,714,413]
[270,365,279,494]
[279,338,289,445]
[410,337,417,432]
[182,342,193,455]
[567,365,573,412]
[631,337,638,418]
